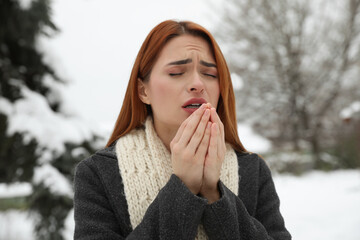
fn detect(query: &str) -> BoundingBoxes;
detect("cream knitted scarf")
[115,117,239,239]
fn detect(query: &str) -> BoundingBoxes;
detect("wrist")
[200,184,220,204]
[174,173,201,195]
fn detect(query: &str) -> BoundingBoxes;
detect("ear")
[137,78,151,104]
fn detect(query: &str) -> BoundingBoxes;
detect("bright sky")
[46,0,221,131]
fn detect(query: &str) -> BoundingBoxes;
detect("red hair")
[106,20,246,153]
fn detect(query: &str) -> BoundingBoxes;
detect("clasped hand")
[170,104,226,203]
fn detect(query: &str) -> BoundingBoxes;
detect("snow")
[1,170,359,240]
[17,0,33,10]
[33,164,73,198]
[237,123,271,153]
[62,209,75,240]
[0,183,32,198]
[0,98,12,116]
[340,101,360,119]
[42,74,67,112]
[231,73,244,90]
[2,83,97,162]
[275,170,360,240]
[0,210,35,240]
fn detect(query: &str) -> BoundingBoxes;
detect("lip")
[182,98,208,108]
[182,98,208,114]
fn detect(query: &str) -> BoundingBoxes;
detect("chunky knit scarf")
[115,117,239,239]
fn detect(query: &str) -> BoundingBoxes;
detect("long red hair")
[106,20,246,153]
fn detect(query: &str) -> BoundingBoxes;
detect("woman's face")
[139,34,220,134]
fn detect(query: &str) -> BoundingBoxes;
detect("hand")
[199,107,226,203]
[170,104,212,195]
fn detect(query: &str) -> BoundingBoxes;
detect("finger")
[177,104,207,148]
[187,109,211,153]
[216,123,225,160]
[207,123,218,163]
[210,108,225,141]
[171,104,206,144]
[195,121,211,160]
[171,116,189,145]
[208,109,225,159]
[205,102,213,108]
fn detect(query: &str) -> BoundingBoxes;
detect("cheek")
[149,80,176,103]
[210,81,220,107]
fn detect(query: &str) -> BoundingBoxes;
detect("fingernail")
[204,109,210,116]
[207,122,211,128]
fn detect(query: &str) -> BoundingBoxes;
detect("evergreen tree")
[0,0,101,239]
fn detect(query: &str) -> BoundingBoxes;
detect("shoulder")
[74,144,126,203]
[235,151,266,169]
[75,144,119,179]
[234,151,272,182]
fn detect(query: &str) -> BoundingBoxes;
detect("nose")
[187,72,205,94]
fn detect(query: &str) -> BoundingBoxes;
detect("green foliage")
[28,183,73,240]
[0,0,61,105]
[0,1,100,239]
[26,140,97,240]
[0,113,40,183]
[0,196,29,211]
[51,141,94,181]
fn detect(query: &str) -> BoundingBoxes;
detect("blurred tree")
[216,0,360,168]
[333,103,360,168]
[0,0,100,239]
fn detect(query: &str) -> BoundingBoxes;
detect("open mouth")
[182,98,207,113]
[183,103,202,109]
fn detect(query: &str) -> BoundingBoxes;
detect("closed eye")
[169,73,184,76]
[203,73,217,78]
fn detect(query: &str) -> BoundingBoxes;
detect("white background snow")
[1,0,359,239]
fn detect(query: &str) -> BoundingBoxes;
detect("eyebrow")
[200,60,217,68]
[167,58,217,68]
[167,59,192,65]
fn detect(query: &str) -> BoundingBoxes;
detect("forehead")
[156,35,214,63]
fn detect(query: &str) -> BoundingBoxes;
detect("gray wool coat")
[73,144,291,240]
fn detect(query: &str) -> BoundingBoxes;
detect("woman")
[74,20,291,240]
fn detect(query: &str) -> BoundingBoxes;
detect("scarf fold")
[115,117,239,239]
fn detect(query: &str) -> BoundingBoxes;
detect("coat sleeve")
[74,157,208,240]
[202,157,291,240]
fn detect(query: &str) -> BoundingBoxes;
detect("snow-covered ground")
[0,210,35,240]
[275,170,360,239]
[1,170,359,240]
